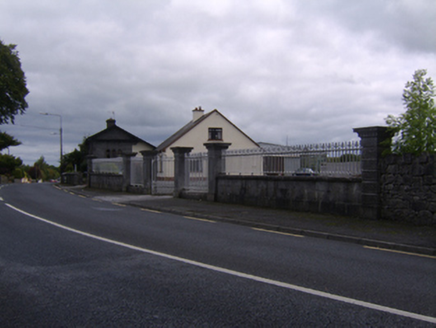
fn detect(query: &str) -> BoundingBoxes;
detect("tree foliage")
[0,131,21,151]
[0,40,29,125]
[0,153,22,176]
[62,137,88,172]
[385,69,436,155]
[28,156,59,181]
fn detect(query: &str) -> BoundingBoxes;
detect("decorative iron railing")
[185,152,208,192]
[223,141,362,177]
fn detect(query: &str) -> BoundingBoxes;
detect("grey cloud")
[0,0,435,165]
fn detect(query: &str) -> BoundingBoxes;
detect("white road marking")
[141,208,161,214]
[0,197,3,201]
[112,202,126,207]
[184,216,216,223]
[364,246,436,259]
[252,227,304,238]
[5,203,436,324]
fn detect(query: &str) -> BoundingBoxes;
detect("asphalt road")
[0,183,435,327]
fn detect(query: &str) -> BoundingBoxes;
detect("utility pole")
[40,112,63,174]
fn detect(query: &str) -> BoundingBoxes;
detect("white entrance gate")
[151,155,174,195]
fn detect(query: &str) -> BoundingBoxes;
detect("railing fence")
[224,141,361,177]
[152,155,174,194]
[91,140,361,194]
[130,156,143,186]
[185,152,208,192]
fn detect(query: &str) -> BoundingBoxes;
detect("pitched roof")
[156,109,258,152]
[86,122,156,149]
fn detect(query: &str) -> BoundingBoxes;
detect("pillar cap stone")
[203,141,232,149]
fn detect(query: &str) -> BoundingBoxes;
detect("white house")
[156,107,259,156]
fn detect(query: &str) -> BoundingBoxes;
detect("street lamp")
[40,112,63,173]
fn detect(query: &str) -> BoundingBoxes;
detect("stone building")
[86,118,155,158]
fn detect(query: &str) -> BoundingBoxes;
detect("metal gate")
[130,156,143,186]
[151,155,174,195]
[185,152,208,192]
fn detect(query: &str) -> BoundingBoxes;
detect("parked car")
[294,168,317,176]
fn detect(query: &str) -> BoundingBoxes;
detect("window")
[106,149,111,158]
[208,128,222,141]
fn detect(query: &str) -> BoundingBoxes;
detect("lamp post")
[40,112,63,173]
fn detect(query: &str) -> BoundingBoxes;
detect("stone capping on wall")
[381,152,436,226]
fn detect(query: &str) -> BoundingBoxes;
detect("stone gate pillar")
[171,147,193,197]
[204,142,232,201]
[122,152,137,192]
[353,126,393,220]
[140,150,157,194]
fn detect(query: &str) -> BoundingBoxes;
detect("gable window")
[208,128,222,141]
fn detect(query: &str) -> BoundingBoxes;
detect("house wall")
[133,141,155,154]
[215,175,362,217]
[381,153,436,225]
[162,111,258,157]
[89,141,132,158]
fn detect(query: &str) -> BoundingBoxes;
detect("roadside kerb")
[63,185,436,256]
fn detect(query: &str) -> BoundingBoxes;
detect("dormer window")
[208,128,222,141]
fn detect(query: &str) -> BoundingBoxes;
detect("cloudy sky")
[1,0,435,165]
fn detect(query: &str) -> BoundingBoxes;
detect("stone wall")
[89,173,123,191]
[381,153,436,225]
[216,175,362,217]
[62,172,83,185]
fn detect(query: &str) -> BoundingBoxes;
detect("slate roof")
[86,122,156,149]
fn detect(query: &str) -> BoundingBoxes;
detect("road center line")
[5,203,436,324]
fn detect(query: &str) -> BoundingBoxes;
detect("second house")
[156,107,259,156]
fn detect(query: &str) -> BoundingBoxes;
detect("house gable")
[86,119,155,158]
[157,109,259,156]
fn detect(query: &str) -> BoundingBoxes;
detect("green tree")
[62,137,88,173]
[385,69,436,154]
[0,131,21,151]
[0,153,22,176]
[0,40,29,125]
[30,156,59,181]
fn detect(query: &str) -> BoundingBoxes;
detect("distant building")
[156,107,259,156]
[86,118,155,158]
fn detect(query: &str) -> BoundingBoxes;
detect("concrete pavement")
[62,185,436,256]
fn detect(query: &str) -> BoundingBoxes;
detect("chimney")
[192,106,204,121]
[106,118,116,128]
